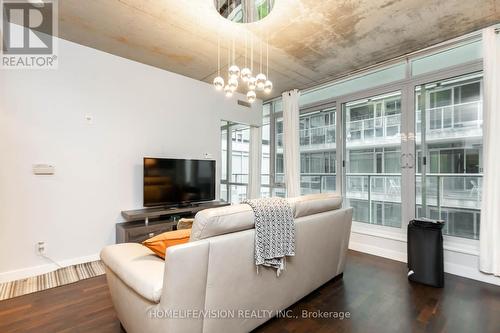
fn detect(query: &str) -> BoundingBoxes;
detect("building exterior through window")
[230,37,483,241]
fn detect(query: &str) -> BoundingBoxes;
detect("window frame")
[263,41,483,247]
[220,121,251,203]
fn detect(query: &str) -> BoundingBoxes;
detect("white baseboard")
[444,261,500,286]
[349,240,407,263]
[349,232,500,286]
[0,253,100,283]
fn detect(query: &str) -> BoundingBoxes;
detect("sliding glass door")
[343,91,404,228]
[264,38,483,242]
[415,73,483,239]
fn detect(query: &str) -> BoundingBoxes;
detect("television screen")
[143,158,216,207]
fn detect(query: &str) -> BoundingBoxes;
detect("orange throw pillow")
[142,229,191,259]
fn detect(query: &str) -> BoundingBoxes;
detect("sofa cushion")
[288,193,343,218]
[100,243,164,303]
[142,229,191,259]
[190,204,255,241]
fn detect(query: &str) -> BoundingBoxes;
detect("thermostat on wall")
[33,164,55,175]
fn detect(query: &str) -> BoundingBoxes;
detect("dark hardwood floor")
[1,250,499,333]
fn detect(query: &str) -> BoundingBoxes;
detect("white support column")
[248,125,262,199]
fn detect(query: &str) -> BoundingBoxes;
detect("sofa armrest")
[158,240,210,333]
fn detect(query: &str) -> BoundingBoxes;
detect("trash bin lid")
[410,218,445,229]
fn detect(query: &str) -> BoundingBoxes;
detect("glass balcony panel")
[300,174,336,195]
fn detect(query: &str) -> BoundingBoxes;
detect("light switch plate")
[84,114,94,124]
[33,164,55,175]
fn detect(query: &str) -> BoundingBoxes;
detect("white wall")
[0,37,262,281]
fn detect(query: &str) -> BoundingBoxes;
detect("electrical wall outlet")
[37,241,46,256]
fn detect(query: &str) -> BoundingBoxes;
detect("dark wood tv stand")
[116,201,230,243]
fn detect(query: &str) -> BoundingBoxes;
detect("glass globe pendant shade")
[213,76,224,90]
[228,65,240,80]
[247,77,257,90]
[263,80,273,94]
[224,85,233,97]
[240,68,252,82]
[256,73,267,90]
[228,77,238,92]
[247,90,257,103]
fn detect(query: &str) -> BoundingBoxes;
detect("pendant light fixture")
[247,90,257,103]
[212,0,274,102]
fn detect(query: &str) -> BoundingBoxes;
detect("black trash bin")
[407,218,445,288]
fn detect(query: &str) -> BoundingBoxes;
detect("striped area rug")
[0,260,105,301]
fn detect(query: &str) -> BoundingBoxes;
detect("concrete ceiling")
[58,0,500,99]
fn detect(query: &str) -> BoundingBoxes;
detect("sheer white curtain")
[480,26,500,276]
[282,89,301,198]
[248,125,262,199]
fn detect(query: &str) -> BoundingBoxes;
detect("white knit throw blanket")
[243,197,295,276]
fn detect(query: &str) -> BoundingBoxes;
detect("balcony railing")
[347,114,401,144]
[345,173,482,208]
[416,174,482,210]
[300,174,336,194]
[343,173,482,238]
[274,173,336,194]
[299,125,336,150]
[230,173,249,184]
[416,100,483,133]
[277,125,336,150]
[275,100,483,150]
[346,174,402,204]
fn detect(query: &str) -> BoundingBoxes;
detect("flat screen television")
[143,157,216,207]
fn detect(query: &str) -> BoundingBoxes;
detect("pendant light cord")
[266,34,269,77]
[232,36,235,65]
[217,34,220,76]
[227,39,231,74]
[260,38,263,74]
[250,35,253,72]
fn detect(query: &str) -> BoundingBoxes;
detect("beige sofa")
[101,193,353,333]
